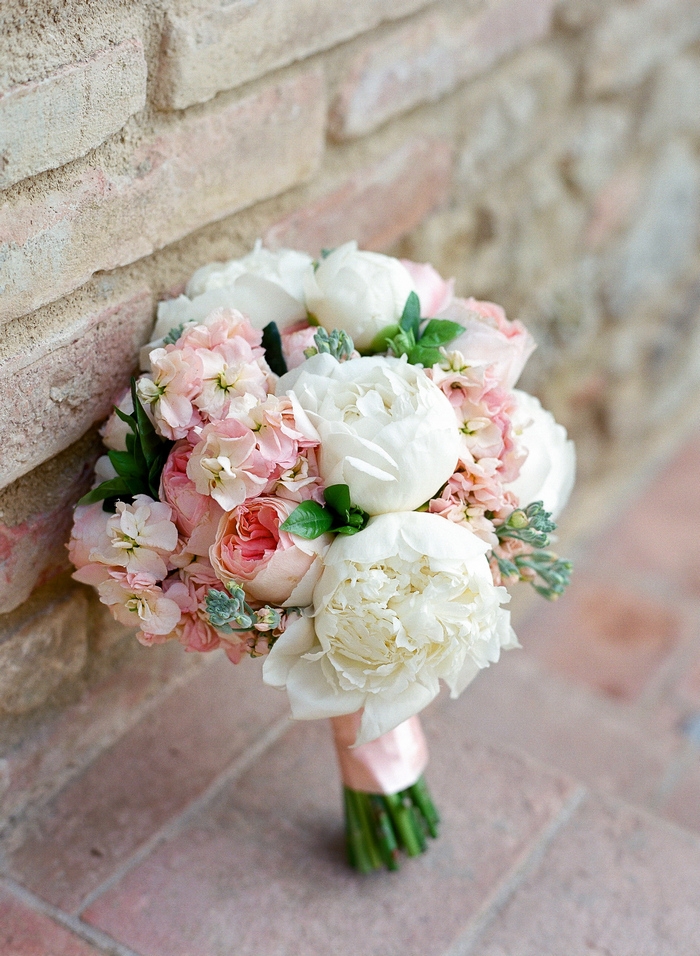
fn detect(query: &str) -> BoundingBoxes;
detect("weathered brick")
[0,69,326,325]
[0,444,96,614]
[562,105,633,197]
[586,0,700,96]
[265,137,453,255]
[604,142,700,319]
[640,56,700,145]
[0,885,102,956]
[0,289,153,490]
[0,39,147,190]
[0,588,88,714]
[456,48,573,196]
[472,796,700,956]
[330,0,558,140]
[155,0,433,110]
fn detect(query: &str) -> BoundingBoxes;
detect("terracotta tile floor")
[2,427,700,956]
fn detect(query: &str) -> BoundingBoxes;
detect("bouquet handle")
[331,712,439,872]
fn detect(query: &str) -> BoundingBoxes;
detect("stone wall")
[1,0,700,827]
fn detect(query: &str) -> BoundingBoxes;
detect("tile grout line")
[75,712,294,916]
[442,784,588,956]
[0,875,143,956]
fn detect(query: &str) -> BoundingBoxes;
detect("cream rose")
[263,512,517,744]
[276,354,460,515]
[505,390,576,519]
[303,242,415,351]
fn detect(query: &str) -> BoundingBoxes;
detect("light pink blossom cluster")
[70,309,325,656]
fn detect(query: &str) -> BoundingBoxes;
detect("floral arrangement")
[69,241,575,872]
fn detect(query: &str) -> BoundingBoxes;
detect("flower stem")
[342,775,440,873]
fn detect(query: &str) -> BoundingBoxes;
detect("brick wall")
[1,0,700,827]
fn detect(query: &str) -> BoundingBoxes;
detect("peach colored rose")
[400,259,454,316]
[210,496,331,607]
[160,441,224,557]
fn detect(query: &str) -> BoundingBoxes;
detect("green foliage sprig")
[304,327,355,361]
[280,484,370,539]
[368,292,463,366]
[78,379,173,512]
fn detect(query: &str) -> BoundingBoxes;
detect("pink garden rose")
[437,297,536,389]
[160,441,224,557]
[210,496,331,607]
[401,259,454,316]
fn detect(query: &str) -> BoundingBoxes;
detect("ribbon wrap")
[331,711,429,795]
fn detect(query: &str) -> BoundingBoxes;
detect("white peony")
[263,512,517,744]
[276,354,460,515]
[303,241,416,351]
[140,243,311,369]
[506,390,576,519]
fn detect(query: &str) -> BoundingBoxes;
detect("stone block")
[0,289,153,489]
[155,0,432,110]
[330,0,558,140]
[605,142,700,319]
[457,48,574,196]
[0,588,88,714]
[265,136,453,255]
[640,55,700,145]
[0,69,326,325]
[563,104,633,197]
[0,38,147,190]
[586,0,700,95]
[0,442,96,614]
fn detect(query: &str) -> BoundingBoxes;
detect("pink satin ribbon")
[331,711,429,795]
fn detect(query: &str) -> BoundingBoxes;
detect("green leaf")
[323,483,352,517]
[333,524,363,535]
[399,291,421,340]
[280,501,334,539]
[114,405,137,431]
[417,319,463,349]
[261,322,288,377]
[365,324,400,355]
[131,379,162,468]
[407,345,443,367]
[108,449,143,479]
[78,477,132,506]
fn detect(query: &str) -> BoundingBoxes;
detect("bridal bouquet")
[69,241,574,872]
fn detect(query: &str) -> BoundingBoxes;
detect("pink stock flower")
[240,394,318,478]
[176,309,264,355]
[137,348,202,440]
[160,440,224,557]
[273,448,325,503]
[88,495,179,581]
[400,259,454,316]
[437,297,536,389]
[186,418,270,511]
[280,321,318,370]
[210,496,330,607]
[98,571,182,636]
[194,339,270,420]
